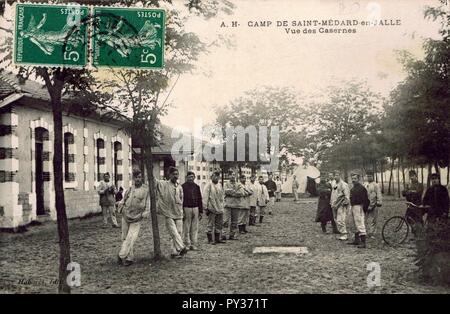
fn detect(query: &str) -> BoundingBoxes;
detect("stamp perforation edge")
[11,1,166,70]
[91,5,166,70]
[12,2,90,69]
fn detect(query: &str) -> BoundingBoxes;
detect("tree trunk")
[380,161,384,194]
[434,161,441,181]
[401,158,406,190]
[447,165,449,186]
[143,145,162,260]
[373,161,378,183]
[421,165,424,184]
[427,163,432,188]
[388,157,395,195]
[51,84,71,294]
[139,152,145,175]
[397,159,401,198]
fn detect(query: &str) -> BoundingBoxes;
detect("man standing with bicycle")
[402,170,425,236]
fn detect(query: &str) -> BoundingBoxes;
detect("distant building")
[186,158,221,189]
[0,73,133,230]
[131,124,192,184]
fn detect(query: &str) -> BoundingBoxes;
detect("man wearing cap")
[247,175,259,226]
[264,173,277,214]
[203,172,226,245]
[348,173,370,248]
[155,166,188,258]
[237,175,253,234]
[422,173,449,224]
[275,176,282,202]
[98,172,119,228]
[257,176,270,224]
[117,170,149,266]
[328,172,339,234]
[223,175,246,240]
[182,171,203,251]
[364,171,382,238]
[402,170,425,234]
[331,170,350,240]
[292,175,300,202]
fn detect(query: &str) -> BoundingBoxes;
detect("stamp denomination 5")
[14,3,88,67]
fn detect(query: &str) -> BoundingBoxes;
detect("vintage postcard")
[0,0,449,302]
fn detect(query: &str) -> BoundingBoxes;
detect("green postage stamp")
[14,3,89,67]
[13,4,165,69]
[92,7,165,69]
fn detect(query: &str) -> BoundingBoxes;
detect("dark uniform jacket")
[350,182,370,212]
[264,180,277,198]
[402,182,424,205]
[182,181,203,213]
[423,185,449,220]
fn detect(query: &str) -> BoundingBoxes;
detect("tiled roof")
[0,73,20,100]
[0,71,63,102]
[0,72,126,124]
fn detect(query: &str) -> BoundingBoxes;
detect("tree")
[302,80,383,180]
[100,0,232,260]
[0,0,233,291]
[216,86,305,172]
[385,2,450,180]
[0,0,111,292]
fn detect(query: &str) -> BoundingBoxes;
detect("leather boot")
[358,235,367,248]
[347,233,360,245]
[259,216,264,223]
[214,232,226,244]
[238,225,245,234]
[206,232,213,244]
[243,224,249,233]
[321,223,327,233]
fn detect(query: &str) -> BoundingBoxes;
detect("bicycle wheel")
[382,216,409,246]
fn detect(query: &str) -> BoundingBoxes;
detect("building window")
[197,175,200,180]
[64,132,75,182]
[202,175,206,179]
[189,166,193,171]
[113,141,122,187]
[197,166,200,171]
[203,166,206,171]
[96,138,105,181]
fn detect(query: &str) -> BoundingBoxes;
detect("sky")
[0,0,443,133]
[160,0,443,130]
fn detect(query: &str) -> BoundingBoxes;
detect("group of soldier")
[96,168,280,266]
[96,165,449,265]
[315,169,449,249]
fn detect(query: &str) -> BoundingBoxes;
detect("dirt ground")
[1,196,449,294]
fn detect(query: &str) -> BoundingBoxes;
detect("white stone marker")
[252,247,309,254]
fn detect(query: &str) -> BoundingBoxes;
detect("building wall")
[134,156,189,185]
[0,103,132,229]
[0,107,20,228]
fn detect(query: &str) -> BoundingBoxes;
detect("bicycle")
[381,202,430,246]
